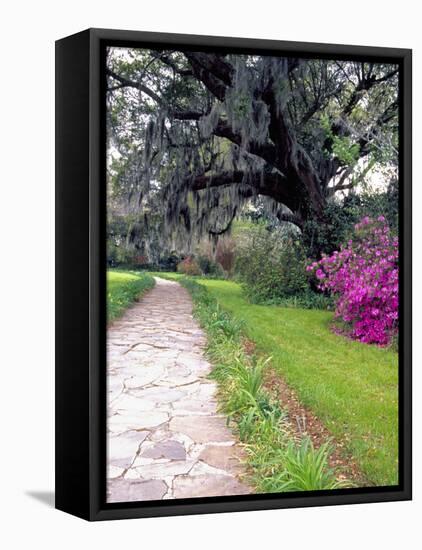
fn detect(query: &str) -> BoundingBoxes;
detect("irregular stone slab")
[140,357,178,369]
[132,459,196,478]
[148,427,173,443]
[135,345,180,360]
[172,398,219,416]
[169,416,234,443]
[148,428,194,452]
[188,460,228,476]
[176,352,211,373]
[119,344,159,355]
[167,365,191,378]
[108,379,124,402]
[123,368,164,388]
[133,457,169,467]
[108,430,149,468]
[108,465,124,478]
[108,377,124,392]
[129,386,185,403]
[109,412,168,432]
[141,440,186,460]
[156,374,199,388]
[113,394,156,412]
[173,474,250,498]
[195,383,218,400]
[175,381,201,396]
[198,444,246,474]
[107,479,167,502]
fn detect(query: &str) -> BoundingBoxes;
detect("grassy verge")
[188,278,398,487]
[107,270,155,322]
[177,276,350,493]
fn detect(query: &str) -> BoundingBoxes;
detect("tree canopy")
[106,47,398,255]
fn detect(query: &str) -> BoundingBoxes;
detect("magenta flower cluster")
[307,216,399,345]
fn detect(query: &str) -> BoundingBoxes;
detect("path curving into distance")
[107,277,251,502]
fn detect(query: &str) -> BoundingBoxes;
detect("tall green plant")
[261,438,348,492]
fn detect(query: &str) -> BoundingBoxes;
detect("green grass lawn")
[158,273,398,486]
[107,270,155,322]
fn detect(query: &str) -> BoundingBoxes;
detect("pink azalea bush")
[307,216,398,345]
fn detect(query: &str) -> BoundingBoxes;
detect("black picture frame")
[55,27,412,521]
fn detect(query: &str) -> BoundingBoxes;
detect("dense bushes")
[176,256,202,276]
[308,216,398,345]
[177,254,228,278]
[235,226,311,304]
[303,180,399,259]
[197,255,225,278]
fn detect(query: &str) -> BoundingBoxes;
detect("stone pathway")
[107,277,251,502]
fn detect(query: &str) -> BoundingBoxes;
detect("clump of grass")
[107,270,155,322]
[259,438,347,492]
[179,276,350,493]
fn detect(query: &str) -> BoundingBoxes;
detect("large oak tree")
[106,47,398,250]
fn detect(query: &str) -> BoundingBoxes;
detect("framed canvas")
[55,28,412,521]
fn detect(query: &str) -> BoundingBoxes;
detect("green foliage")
[321,113,360,165]
[107,244,146,268]
[107,270,155,322]
[235,225,309,303]
[207,304,244,338]
[260,438,347,492]
[332,137,360,165]
[222,356,271,421]
[303,200,359,258]
[359,178,399,234]
[304,180,399,259]
[157,253,181,272]
[197,255,225,278]
[178,276,350,493]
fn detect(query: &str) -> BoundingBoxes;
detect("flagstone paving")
[107,277,251,502]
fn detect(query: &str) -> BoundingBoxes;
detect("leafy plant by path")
[234,225,309,304]
[178,276,350,493]
[260,438,346,492]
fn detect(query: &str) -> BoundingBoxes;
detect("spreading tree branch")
[106,68,162,104]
